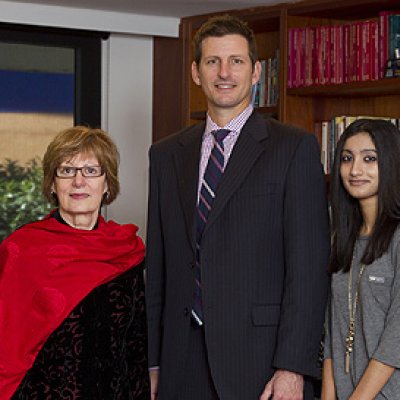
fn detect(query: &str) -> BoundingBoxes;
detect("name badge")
[368,275,385,284]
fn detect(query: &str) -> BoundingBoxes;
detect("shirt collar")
[204,105,253,138]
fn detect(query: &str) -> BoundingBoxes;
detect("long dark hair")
[330,118,400,273]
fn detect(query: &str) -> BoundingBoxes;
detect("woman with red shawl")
[0,126,149,399]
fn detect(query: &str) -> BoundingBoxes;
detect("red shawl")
[0,211,145,399]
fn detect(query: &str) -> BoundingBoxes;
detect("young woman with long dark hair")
[322,119,400,399]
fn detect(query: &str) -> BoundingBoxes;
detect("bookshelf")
[284,0,400,135]
[153,0,400,148]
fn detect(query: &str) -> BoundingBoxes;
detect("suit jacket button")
[183,307,189,316]
[189,261,195,269]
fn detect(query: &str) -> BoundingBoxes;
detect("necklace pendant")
[345,329,354,373]
[346,331,354,351]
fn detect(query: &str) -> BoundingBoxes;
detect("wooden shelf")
[287,78,400,98]
[190,111,206,121]
[258,106,279,118]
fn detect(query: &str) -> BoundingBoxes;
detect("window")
[0,23,107,241]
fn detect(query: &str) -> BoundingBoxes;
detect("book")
[321,121,329,174]
[389,14,400,60]
[361,21,371,81]
[287,28,295,88]
[343,24,351,83]
[287,11,399,88]
[379,10,400,78]
[305,27,315,86]
[259,60,266,107]
[370,20,379,80]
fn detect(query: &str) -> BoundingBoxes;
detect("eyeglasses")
[55,165,104,179]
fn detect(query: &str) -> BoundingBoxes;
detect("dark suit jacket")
[146,111,330,399]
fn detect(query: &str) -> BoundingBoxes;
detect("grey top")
[324,231,400,399]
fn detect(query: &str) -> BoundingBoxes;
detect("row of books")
[315,115,400,174]
[287,11,400,88]
[252,50,279,107]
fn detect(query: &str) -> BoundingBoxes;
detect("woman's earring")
[51,191,59,206]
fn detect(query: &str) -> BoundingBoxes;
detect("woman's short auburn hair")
[42,126,120,205]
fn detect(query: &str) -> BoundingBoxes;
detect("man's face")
[191,34,261,119]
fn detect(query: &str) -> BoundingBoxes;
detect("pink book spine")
[288,28,294,88]
[305,27,315,86]
[315,25,322,85]
[370,20,379,80]
[337,25,344,84]
[330,25,336,84]
[350,22,358,82]
[312,27,318,86]
[320,25,328,85]
[355,22,361,81]
[325,25,332,85]
[343,24,351,83]
[319,26,325,85]
[362,21,371,81]
[299,28,306,87]
[379,11,389,79]
[358,22,364,81]
[293,28,300,87]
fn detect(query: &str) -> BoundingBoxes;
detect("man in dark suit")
[146,15,330,400]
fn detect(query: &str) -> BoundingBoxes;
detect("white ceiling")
[5,0,290,18]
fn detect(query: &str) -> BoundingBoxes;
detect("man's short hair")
[193,14,258,67]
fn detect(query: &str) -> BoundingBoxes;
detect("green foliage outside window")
[0,159,52,243]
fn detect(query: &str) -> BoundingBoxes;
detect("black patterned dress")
[12,263,150,399]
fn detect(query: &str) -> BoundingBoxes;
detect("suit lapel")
[174,123,204,250]
[204,112,270,235]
